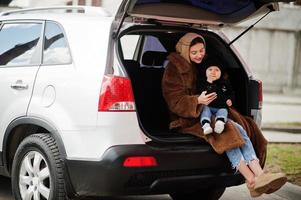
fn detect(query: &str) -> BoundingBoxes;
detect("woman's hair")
[190,37,205,47]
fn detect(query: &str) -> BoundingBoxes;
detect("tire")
[169,187,226,200]
[11,134,66,200]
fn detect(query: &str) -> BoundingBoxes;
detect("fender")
[1,116,67,175]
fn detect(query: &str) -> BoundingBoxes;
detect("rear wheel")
[169,187,226,200]
[11,134,66,200]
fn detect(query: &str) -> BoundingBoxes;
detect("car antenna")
[228,5,275,46]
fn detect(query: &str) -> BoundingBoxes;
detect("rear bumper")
[66,144,244,197]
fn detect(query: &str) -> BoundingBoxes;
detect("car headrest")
[142,51,168,66]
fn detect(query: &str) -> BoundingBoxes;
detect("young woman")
[162,32,287,197]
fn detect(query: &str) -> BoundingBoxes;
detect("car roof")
[0,13,113,23]
[0,6,113,23]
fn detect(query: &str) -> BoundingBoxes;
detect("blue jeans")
[200,106,228,123]
[226,121,258,170]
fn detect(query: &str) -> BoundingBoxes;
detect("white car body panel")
[23,14,145,159]
[27,16,113,131]
[0,67,38,150]
[62,112,144,161]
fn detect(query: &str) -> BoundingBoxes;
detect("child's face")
[206,66,221,82]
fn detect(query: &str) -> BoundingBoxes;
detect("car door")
[0,21,43,151]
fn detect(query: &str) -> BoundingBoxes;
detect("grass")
[263,122,301,127]
[265,144,301,186]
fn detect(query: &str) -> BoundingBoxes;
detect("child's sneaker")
[214,120,225,134]
[202,123,213,135]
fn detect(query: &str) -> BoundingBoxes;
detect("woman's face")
[189,42,206,64]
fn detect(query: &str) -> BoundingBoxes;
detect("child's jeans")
[226,121,259,171]
[200,105,228,123]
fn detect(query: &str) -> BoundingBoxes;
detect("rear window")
[142,35,166,53]
[43,21,71,65]
[120,35,140,60]
[140,35,168,68]
[135,0,252,15]
[120,34,169,68]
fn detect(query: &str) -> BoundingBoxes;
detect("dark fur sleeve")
[162,63,202,118]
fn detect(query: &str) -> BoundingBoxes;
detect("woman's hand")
[197,91,217,105]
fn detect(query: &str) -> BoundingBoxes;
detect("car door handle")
[11,80,29,90]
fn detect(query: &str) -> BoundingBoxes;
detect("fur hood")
[175,32,206,64]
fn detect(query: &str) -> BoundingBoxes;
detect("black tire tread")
[11,133,66,200]
[32,134,65,198]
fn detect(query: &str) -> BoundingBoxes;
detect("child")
[198,58,234,134]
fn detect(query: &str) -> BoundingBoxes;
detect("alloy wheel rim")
[19,151,51,200]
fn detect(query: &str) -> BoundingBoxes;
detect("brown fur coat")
[162,52,267,166]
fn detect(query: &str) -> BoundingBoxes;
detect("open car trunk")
[113,0,291,143]
[118,26,258,143]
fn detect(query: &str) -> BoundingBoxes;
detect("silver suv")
[0,1,288,200]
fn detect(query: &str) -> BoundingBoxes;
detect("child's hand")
[226,99,232,107]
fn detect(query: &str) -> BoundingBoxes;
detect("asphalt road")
[1,175,301,200]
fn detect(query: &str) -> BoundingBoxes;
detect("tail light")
[98,75,135,112]
[258,80,263,109]
[123,156,158,167]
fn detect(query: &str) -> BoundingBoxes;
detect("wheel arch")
[2,116,67,175]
